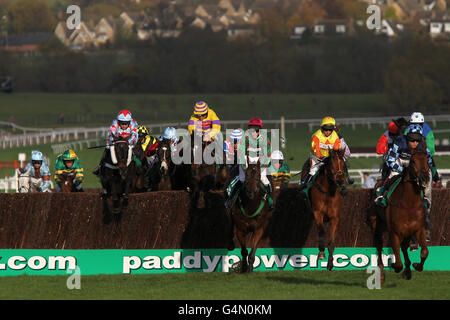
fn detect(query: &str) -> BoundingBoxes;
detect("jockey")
[268,150,291,189]
[22,151,52,192]
[138,125,159,166]
[406,112,439,183]
[108,109,139,146]
[54,149,84,192]
[223,129,244,165]
[188,101,221,142]
[299,116,341,189]
[93,109,139,176]
[159,127,180,153]
[376,118,408,156]
[374,124,435,239]
[376,117,409,181]
[225,118,273,210]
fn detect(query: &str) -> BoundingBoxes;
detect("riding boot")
[344,162,354,185]
[374,178,390,207]
[264,183,274,211]
[299,174,313,189]
[225,180,242,209]
[93,148,107,176]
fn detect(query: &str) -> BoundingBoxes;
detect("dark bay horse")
[303,149,346,270]
[368,146,430,283]
[132,138,150,192]
[153,138,174,190]
[230,161,272,273]
[189,135,221,208]
[100,136,136,220]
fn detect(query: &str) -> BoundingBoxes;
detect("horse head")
[245,158,261,200]
[408,144,430,188]
[58,172,76,192]
[157,138,172,176]
[111,136,132,181]
[328,149,346,187]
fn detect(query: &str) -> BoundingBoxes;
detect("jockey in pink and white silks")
[108,109,139,146]
[93,109,139,177]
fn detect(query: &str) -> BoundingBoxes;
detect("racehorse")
[230,160,271,273]
[100,136,136,220]
[367,145,430,283]
[189,134,220,208]
[17,168,37,193]
[302,149,346,271]
[56,172,76,192]
[153,138,174,190]
[131,138,150,192]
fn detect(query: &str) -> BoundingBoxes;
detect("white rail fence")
[2,114,450,149]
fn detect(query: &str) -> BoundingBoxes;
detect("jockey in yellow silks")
[300,116,341,187]
[188,101,221,142]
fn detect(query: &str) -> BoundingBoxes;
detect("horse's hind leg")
[401,238,412,280]
[413,228,429,272]
[373,219,385,284]
[314,212,326,259]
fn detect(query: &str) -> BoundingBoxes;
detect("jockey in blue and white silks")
[375,124,435,215]
[22,151,52,192]
[385,125,433,178]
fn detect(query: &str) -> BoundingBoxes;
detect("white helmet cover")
[410,112,424,124]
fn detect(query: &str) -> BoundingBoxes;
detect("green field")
[0,93,389,127]
[0,270,448,300]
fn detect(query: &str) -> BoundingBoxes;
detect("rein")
[239,170,267,218]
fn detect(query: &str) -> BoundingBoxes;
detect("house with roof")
[54,21,73,46]
[290,25,309,39]
[429,18,450,37]
[312,19,355,36]
[377,19,405,37]
[0,33,54,55]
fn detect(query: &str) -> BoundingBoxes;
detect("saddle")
[225,177,273,210]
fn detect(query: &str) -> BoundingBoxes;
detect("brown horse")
[231,161,271,273]
[189,135,220,208]
[368,146,430,283]
[305,149,346,270]
[56,172,76,192]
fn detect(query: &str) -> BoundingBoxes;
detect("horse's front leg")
[413,228,429,272]
[400,238,412,280]
[247,224,265,273]
[326,216,338,271]
[111,180,121,214]
[122,177,132,208]
[235,229,248,273]
[390,233,403,273]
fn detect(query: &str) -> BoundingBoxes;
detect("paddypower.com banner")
[0,247,449,276]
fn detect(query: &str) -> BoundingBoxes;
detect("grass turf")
[0,270,448,300]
